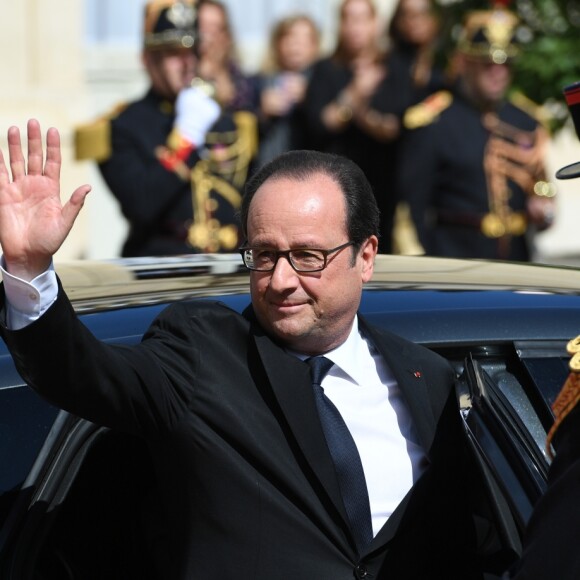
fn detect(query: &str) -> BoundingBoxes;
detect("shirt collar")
[324,317,369,386]
[288,316,368,386]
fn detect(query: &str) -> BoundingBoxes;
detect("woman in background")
[384,0,444,107]
[369,0,446,254]
[197,0,256,113]
[301,0,398,252]
[254,15,320,166]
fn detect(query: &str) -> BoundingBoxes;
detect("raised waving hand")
[0,119,91,280]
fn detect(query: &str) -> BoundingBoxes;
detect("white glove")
[174,86,221,147]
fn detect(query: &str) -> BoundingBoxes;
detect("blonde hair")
[261,14,320,74]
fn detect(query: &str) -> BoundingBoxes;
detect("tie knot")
[306,356,335,387]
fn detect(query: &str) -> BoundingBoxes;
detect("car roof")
[42,254,580,348]
[53,254,580,311]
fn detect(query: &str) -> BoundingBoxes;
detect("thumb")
[62,184,91,228]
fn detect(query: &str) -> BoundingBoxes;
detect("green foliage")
[435,0,580,131]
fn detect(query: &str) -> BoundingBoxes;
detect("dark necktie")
[306,356,373,553]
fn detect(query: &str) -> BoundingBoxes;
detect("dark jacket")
[301,55,446,254]
[1,285,493,579]
[398,89,546,261]
[96,90,254,257]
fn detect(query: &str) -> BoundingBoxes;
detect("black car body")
[1,254,580,579]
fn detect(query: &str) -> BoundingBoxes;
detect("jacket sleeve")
[300,59,350,149]
[98,118,201,228]
[396,122,440,250]
[0,280,199,437]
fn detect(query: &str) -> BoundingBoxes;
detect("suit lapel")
[357,316,448,552]
[250,325,351,532]
[360,316,438,455]
[246,308,447,555]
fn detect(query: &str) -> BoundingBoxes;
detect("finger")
[7,125,26,181]
[43,126,61,182]
[0,148,9,186]
[62,184,91,228]
[27,119,44,176]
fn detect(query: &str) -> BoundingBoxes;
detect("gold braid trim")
[546,373,580,458]
[186,111,256,251]
[203,111,258,190]
[546,336,580,458]
[188,160,242,252]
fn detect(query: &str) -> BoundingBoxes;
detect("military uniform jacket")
[399,90,545,261]
[94,89,252,257]
[0,283,496,579]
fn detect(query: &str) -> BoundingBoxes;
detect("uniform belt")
[159,220,191,242]
[434,210,484,229]
[434,210,527,238]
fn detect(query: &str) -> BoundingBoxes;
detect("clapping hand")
[0,119,90,280]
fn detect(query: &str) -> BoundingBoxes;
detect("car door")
[457,342,570,555]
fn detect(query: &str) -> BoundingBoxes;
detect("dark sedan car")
[1,254,580,579]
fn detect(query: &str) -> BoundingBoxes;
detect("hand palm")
[0,120,90,279]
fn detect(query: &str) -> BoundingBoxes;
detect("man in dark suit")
[0,120,561,578]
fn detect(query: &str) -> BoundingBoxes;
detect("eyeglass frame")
[238,241,356,273]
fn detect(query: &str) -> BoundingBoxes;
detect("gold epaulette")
[509,90,552,129]
[403,91,453,130]
[74,102,128,162]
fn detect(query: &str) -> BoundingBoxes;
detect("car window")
[518,357,571,414]
[0,385,59,522]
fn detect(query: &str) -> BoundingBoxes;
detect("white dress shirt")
[2,260,429,537]
[1,260,57,330]
[291,319,429,536]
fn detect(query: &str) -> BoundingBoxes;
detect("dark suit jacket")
[98,89,203,257]
[1,286,488,579]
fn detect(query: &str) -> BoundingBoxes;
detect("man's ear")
[360,236,378,283]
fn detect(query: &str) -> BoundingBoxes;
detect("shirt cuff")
[1,257,58,330]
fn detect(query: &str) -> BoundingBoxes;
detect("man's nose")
[269,254,299,288]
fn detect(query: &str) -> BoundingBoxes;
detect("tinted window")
[0,386,59,520]
[521,357,571,410]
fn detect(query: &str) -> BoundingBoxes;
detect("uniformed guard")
[398,4,556,261]
[75,0,257,257]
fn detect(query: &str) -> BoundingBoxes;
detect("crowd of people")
[75,0,557,261]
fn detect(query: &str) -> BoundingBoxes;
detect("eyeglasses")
[239,241,355,273]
